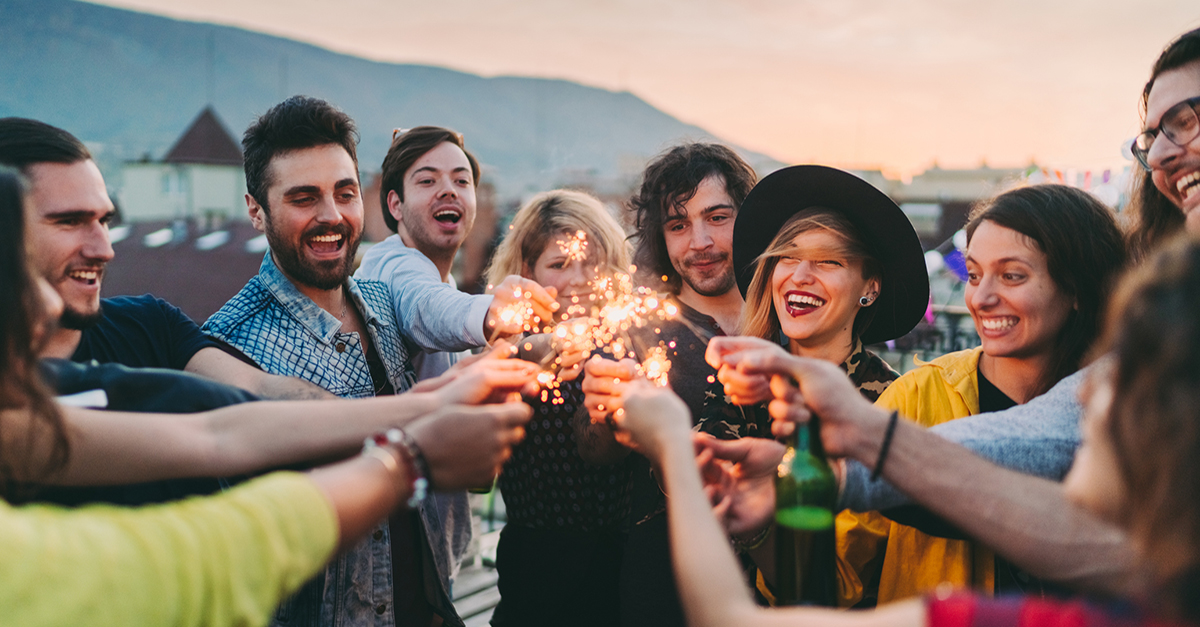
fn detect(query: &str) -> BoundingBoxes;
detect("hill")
[0,0,780,196]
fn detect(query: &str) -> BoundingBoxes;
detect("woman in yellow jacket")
[836,184,1126,606]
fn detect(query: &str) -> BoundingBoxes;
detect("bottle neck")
[788,417,825,461]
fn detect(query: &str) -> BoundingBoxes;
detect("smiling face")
[965,220,1075,362]
[23,160,116,329]
[662,175,737,299]
[391,141,477,265]
[525,229,601,313]
[770,229,876,357]
[1144,61,1200,232]
[249,143,363,291]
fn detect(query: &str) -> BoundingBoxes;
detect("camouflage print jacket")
[696,340,899,440]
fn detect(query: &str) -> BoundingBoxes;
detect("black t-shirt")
[72,295,221,370]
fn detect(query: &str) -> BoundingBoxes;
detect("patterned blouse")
[498,379,632,532]
[696,339,899,440]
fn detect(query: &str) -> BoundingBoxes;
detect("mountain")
[0,0,780,197]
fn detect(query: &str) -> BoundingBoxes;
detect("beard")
[677,252,736,297]
[265,218,361,291]
[59,305,103,330]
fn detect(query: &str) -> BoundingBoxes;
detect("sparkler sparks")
[557,230,589,262]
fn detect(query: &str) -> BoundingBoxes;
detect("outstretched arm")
[48,359,538,486]
[707,337,1139,597]
[618,383,924,627]
[185,347,333,400]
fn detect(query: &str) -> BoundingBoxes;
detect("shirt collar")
[258,252,387,344]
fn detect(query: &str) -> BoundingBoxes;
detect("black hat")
[732,165,929,345]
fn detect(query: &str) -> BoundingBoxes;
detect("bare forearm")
[309,452,409,553]
[56,394,442,484]
[845,410,1137,595]
[658,433,761,627]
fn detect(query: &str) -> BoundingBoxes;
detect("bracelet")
[870,411,899,482]
[364,428,430,508]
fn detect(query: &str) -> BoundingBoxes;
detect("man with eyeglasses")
[690,27,1200,604]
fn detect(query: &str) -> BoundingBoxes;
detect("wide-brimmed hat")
[732,165,929,345]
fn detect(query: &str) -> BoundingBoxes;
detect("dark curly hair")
[242,96,359,214]
[629,143,757,292]
[1126,28,1200,260]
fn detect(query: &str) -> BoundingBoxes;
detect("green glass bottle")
[773,416,837,606]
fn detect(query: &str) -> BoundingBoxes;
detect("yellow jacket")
[0,472,337,627]
[835,347,994,607]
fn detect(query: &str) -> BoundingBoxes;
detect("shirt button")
[375,603,387,615]
[372,529,384,541]
[336,342,346,353]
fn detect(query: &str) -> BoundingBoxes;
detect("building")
[118,107,247,225]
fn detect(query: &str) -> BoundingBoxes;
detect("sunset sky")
[89,0,1200,177]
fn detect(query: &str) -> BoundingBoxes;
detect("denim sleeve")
[838,369,1085,512]
[356,241,492,353]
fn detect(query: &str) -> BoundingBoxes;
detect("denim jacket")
[203,253,465,627]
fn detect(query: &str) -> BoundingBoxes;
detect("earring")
[859,295,873,306]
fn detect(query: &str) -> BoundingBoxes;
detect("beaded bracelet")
[363,428,430,508]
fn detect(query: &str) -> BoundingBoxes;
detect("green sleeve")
[0,471,338,627]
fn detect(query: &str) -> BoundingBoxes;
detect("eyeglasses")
[1131,96,1200,170]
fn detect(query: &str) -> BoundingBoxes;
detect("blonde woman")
[484,190,634,627]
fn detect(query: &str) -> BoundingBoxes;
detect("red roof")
[163,107,243,166]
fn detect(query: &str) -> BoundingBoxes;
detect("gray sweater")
[838,368,1085,512]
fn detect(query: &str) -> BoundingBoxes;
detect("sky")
[88,0,1200,178]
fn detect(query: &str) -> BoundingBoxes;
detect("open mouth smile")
[67,268,102,286]
[434,207,463,225]
[783,291,825,316]
[980,316,1018,332]
[1177,171,1200,202]
[307,232,345,255]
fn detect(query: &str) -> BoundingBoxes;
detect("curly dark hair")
[378,126,479,233]
[0,167,70,496]
[629,143,757,292]
[242,96,359,214]
[966,184,1127,396]
[1099,234,1200,622]
[1125,27,1200,260]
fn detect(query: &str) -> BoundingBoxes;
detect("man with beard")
[203,97,463,627]
[581,143,758,627]
[356,126,556,382]
[0,117,329,400]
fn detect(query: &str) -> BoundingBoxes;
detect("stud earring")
[859,295,873,306]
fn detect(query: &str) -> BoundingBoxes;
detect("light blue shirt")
[839,368,1085,512]
[355,235,493,381]
[203,253,467,627]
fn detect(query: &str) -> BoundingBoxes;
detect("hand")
[433,356,540,406]
[611,380,692,464]
[484,276,560,340]
[710,337,879,459]
[410,340,516,394]
[715,363,772,406]
[405,401,532,490]
[550,319,591,382]
[695,433,784,537]
[581,355,639,424]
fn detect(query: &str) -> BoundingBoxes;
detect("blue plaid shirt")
[204,253,465,627]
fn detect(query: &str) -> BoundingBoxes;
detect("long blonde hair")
[739,208,880,344]
[485,189,631,287]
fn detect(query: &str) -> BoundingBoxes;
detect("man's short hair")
[378,126,480,233]
[629,143,757,292]
[0,118,92,174]
[242,96,359,213]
